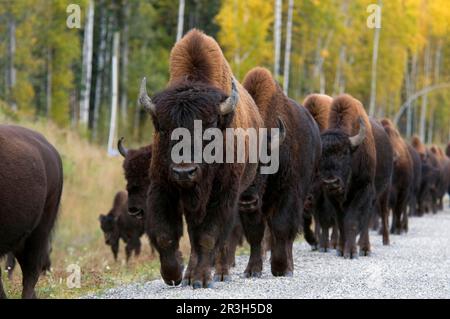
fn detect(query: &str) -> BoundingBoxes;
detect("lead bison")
[0,125,63,299]
[139,29,263,288]
[318,94,391,258]
[239,67,321,277]
[99,190,144,261]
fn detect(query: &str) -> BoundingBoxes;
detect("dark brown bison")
[118,138,243,269]
[118,138,152,219]
[140,29,263,288]
[302,93,339,252]
[0,125,63,299]
[241,67,321,276]
[430,145,450,211]
[318,94,389,258]
[369,118,394,245]
[380,119,413,234]
[99,191,144,261]
[407,144,422,217]
[411,136,439,215]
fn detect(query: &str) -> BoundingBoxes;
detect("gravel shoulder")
[89,208,450,299]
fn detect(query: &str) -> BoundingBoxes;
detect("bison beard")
[0,125,63,299]
[241,67,321,276]
[141,29,263,288]
[319,94,377,259]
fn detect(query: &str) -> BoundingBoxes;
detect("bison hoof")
[244,271,262,278]
[319,247,328,253]
[213,274,231,282]
[192,280,214,289]
[343,252,358,259]
[359,250,371,257]
[164,279,182,286]
[310,244,318,251]
[192,281,203,289]
[181,279,190,287]
[272,270,293,277]
[336,250,343,257]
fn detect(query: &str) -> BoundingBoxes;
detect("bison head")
[99,214,119,246]
[238,118,286,213]
[139,77,238,192]
[118,138,151,219]
[319,117,366,197]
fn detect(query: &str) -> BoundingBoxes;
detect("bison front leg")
[343,186,374,259]
[189,193,239,288]
[147,184,184,286]
[379,190,390,245]
[240,208,265,278]
[268,195,300,277]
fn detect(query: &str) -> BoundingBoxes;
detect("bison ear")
[349,117,366,151]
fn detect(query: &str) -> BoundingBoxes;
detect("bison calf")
[99,191,144,262]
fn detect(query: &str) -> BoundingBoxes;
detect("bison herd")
[1,29,450,298]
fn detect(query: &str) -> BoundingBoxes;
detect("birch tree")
[176,0,185,42]
[274,0,282,79]
[368,0,382,116]
[282,0,293,94]
[79,0,95,126]
[107,32,120,156]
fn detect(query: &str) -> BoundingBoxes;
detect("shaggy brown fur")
[329,94,376,175]
[303,94,333,132]
[412,135,426,156]
[0,125,63,299]
[241,67,321,276]
[146,29,263,288]
[169,29,261,139]
[381,119,413,234]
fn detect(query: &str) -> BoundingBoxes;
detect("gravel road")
[90,208,450,299]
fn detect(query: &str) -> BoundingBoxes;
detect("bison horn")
[118,137,129,158]
[139,77,156,115]
[270,117,287,150]
[349,117,366,149]
[219,78,239,115]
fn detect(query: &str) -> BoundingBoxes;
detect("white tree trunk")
[274,0,282,78]
[282,0,293,94]
[368,0,382,116]
[107,32,120,156]
[93,6,108,139]
[79,0,95,126]
[176,0,185,42]
[419,43,431,141]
